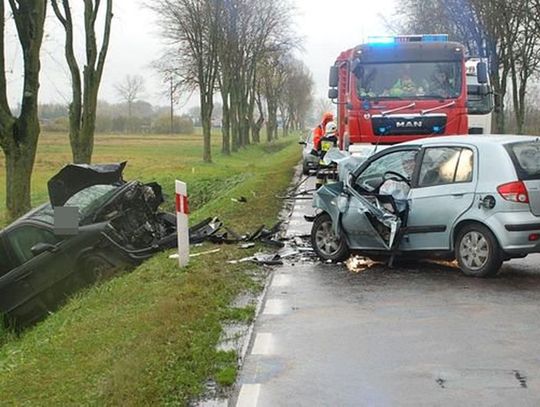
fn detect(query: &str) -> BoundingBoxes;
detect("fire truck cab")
[328,35,488,148]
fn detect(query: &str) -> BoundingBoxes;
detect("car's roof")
[401,134,539,147]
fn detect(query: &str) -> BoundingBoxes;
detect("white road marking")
[236,384,261,407]
[263,299,287,315]
[251,333,274,355]
[272,274,291,287]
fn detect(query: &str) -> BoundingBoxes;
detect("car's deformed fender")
[312,181,348,236]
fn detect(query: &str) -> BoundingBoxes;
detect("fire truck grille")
[371,114,447,136]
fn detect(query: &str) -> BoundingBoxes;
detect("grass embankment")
[0,132,300,405]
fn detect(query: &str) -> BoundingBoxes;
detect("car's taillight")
[497,181,529,203]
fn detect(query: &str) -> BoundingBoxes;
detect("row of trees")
[394,0,540,134]
[149,0,314,163]
[0,0,313,218]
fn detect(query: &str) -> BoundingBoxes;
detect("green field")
[0,131,301,405]
[0,131,283,225]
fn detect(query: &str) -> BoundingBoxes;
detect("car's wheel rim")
[315,219,341,256]
[459,231,489,271]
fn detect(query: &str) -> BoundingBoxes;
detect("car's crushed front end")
[47,162,177,262]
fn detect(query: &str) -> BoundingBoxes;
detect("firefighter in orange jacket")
[315,121,338,189]
[312,112,334,151]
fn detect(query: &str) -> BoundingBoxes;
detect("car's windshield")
[65,184,118,219]
[26,184,118,224]
[355,62,462,100]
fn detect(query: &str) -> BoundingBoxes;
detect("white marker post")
[175,180,190,267]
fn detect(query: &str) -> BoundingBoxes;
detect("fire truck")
[328,35,488,148]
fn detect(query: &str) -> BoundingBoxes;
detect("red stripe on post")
[176,193,181,213]
[183,195,189,214]
[176,193,190,214]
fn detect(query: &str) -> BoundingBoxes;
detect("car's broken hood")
[48,161,127,207]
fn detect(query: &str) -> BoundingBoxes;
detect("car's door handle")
[14,271,32,282]
[452,192,465,197]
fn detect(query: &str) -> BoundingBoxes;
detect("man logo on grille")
[396,120,423,128]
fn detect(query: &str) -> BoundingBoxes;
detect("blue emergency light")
[367,34,448,45]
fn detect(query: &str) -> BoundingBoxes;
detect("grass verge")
[0,135,300,405]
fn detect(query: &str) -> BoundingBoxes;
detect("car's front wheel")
[79,255,114,285]
[455,224,503,277]
[311,213,350,262]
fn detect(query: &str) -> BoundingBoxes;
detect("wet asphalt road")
[233,177,540,407]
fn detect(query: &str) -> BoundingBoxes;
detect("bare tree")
[115,74,145,123]
[0,0,47,218]
[149,0,220,163]
[51,0,113,163]
[216,0,297,150]
[281,60,314,132]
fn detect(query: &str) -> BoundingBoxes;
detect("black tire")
[79,256,113,285]
[302,162,310,175]
[455,224,503,277]
[311,213,350,262]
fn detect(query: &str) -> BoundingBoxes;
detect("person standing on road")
[312,112,334,151]
[315,121,339,189]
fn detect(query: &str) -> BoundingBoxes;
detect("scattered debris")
[191,248,221,257]
[239,242,255,249]
[231,196,248,203]
[188,217,284,247]
[169,248,221,259]
[346,256,377,273]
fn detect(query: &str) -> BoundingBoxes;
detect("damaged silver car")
[0,162,176,327]
[311,136,540,277]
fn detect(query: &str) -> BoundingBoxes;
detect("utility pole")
[170,75,174,135]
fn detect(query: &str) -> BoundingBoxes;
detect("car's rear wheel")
[311,213,350,262]
[455,224,502,277]
[302,162,310,175]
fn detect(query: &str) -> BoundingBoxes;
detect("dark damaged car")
[0,162,176,327]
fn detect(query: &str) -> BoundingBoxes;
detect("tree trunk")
[200,89,213,163]
[5,144,36,217]
[0,0,46,219]
[71,79,99,163]
[230,85,240,151]
[221,90,231,155]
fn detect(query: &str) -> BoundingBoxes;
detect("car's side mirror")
[31,242,57,257]
[328,88,338,100]
[298,141,307,145]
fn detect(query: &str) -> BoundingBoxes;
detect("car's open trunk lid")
[48,162,127,207]
[506,140,540,216]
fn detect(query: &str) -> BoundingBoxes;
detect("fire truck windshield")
[355,61,462,100]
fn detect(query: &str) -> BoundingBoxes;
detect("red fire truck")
[328,35,488,148]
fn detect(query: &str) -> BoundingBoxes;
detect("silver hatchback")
[311,135,540,277]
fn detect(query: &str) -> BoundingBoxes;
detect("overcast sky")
[5,0,395,111]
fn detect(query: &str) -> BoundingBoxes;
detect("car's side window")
[356,150,418,190]
[6,226,60,266]
[418,147,474,187]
